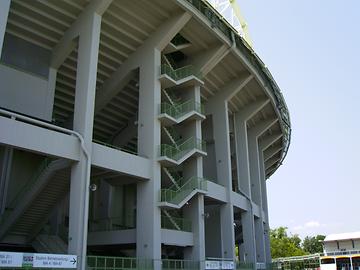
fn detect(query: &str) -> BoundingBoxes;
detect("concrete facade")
[0,1,291,270]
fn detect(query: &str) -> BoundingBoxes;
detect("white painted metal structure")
[0,1,291,270]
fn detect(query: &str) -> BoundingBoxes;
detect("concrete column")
[258,150,271,262]
[0,0,10,57]
[233,114,256,265]
[136,47,162,269]
[208,100,235,260]
[0,146,13,215]
[248,136,262,206]
[240,207,256,264]
[248,135,266,263]
[233,115,251,196]
[183,85,205,268]
[68,12,101,270]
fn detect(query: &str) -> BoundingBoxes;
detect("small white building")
[323,232,360,254]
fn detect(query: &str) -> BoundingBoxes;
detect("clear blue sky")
[238,0,360,238]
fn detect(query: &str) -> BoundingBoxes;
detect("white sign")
[33,253,77,269]
[0,252,23,268]
[221,261,234,269]
[205,260,221,269]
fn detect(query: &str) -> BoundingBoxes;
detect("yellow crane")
[207,0,253,47]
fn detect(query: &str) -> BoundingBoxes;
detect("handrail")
[160,99,205,119]
[160,64,202,81]
[160,176,208,205]
[0,108,90,270]
[87,255,153,270]
[159,259,199,270]
[161,215,192,232]
[93,139,138,155]
[159,137,206,161]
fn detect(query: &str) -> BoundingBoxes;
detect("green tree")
[270,227,307,258]
[302,235,325,254]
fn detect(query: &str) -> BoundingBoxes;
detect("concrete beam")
[95,12,191,112]
[259,133,283,151]
[51,0,114,68]
[0,116,80,161]
[236,99,270,122]
[207,75,253,110]
[111,115,137,147]
[248,118,278,139]
[192,44,229,76]
[92,142,151,180]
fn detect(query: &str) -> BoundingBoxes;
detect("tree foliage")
[270,227,326,258]
[270,227,307,258]
[302,235,325,254]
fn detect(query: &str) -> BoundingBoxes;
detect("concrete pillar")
[136,47,162,269]
[254,217,265,263]
[208,100,235,260]
[0,146,13,215]
[258,150,271,262]
[183,85,205,268]
[233,115,251,196]
[233,113,256,265]
[248,136,262,207]
[68,12,101,270]
[240,207,256,264]
[0,0,10,57]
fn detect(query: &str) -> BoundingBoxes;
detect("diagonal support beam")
[236,98,270,122]
[248,118,278,139]
[192,44,229,76]
[259,133,283,151]
[206,74,253,114]
[94,70,136,114]
[94,11,191,112]
[51,0,114,68]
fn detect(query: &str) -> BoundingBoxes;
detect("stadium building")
[0,0,291,269]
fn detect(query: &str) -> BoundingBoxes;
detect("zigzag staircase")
[0,158,71,242]
[159,89,205,125]
[159,176,207,209]
[161,209,192,233]
[159,136,207,165]
[159,59,203,88]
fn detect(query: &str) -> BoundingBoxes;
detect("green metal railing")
[159,137,206,161]
[235,262,254,270]
[0,158,52,223]
[160,176,208,205]
[160,64,202,81]
[93,139,137,155]
[87,256,153,270]
[185,0,291,178]
[161,215,192,232]
[160,259,199,270]
[160,99,205,119]
[89,215,136,232]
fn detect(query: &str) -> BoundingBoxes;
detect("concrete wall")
[0,64,51,120]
